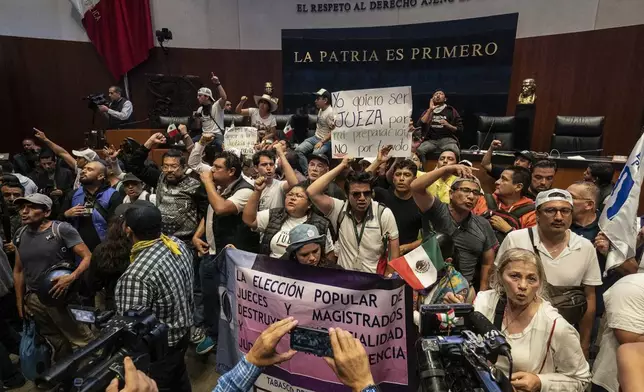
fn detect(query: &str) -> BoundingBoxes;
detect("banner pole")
[123,72,131,99]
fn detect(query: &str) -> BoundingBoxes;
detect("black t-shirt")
[374,187,422,245]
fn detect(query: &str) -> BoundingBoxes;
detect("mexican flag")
[71,0,154,79]
[389,236,446,290]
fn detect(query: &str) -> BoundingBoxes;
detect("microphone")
[466,311,512,361]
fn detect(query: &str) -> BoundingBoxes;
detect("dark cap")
[314,88,332,101]
[514,150,535,164]
[308,153,329,166]
[122,173,142,184]
[123,201,162,238]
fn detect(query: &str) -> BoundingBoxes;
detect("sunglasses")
[350,191,372,199]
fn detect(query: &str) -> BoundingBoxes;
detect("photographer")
[98,86,134,129]
[211,318,377,392]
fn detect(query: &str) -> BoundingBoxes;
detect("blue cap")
[284,224,325,255]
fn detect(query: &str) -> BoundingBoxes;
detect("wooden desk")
[424,151,644,214]
[105,129,163,148]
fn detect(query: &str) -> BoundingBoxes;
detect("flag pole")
[123,72,131,99]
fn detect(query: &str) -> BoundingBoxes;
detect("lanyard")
[350,214,368,248]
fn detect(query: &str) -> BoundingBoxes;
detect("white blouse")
[474,290,590,392]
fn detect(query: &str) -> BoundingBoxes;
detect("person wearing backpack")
[472,165,536,244]
[12,194,94,361]
[61,161,122,252]
[495,189,603,360]
[307,157,400,274]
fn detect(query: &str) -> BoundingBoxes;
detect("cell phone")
[290,326,333,358]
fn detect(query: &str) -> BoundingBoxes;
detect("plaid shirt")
[115,237,194,347]
[212,357,262,392]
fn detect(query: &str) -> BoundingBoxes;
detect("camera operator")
[211,318,378,392]
[98,86,134,129]
[465,248,590,391]
[115,202,194,392]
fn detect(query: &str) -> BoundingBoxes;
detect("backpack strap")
[493,294,507,330]
[51,221,61,241]
[538,319,557,373]
[335,201,348,232]
[13,225,28,247]
[484,193,498,212]
[509,203,535,222]
[93,198,110,222]
[376,203,386,237]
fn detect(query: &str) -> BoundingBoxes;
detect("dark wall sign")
[281,14,518,146]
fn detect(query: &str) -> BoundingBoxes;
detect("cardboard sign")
[331,86,412,158]
[224,126,257,157]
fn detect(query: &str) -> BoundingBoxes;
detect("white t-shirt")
[592,274,644,392]
[256,210,335,258]
[248,108,276,131]
[475,290,591,391]
[326,198,399,273]
[198,102,225,135]
[495,228,602,287]
[258,180,286,211]
[315,106,336,139]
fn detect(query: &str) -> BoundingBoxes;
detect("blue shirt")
[212,356,377,391]
[212,357,263,392]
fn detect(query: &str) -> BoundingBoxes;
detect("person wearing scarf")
[415,89,464,164]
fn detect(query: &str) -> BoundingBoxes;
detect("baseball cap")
[315,89,332,101]
[458,160,473,167]
[308,153,329,166]
[451,176,482,192]
[535,189,573,208]
[197,87,214,100]
[14,193,53,210]
[285,224,325,255]
[514,150,535,164]
[71,148,98,162]
[122,173,142,184]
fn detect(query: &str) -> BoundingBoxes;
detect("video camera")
[37,305,168,392]
[83,94,109,111]
[417,304,513,392]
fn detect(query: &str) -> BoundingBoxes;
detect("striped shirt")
[115,237,194,347]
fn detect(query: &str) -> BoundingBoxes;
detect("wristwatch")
[361,385,379,392]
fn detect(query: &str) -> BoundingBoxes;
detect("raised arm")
[411,164,475,212]
[236,96,250,116]
[211,73,227,109]
[188,134,214,173]
[365,145,392,175]
[34,128,76,170]
[307,157,350,216]
[178,124,194,152]
[128,133,166,187]
[200,171,239,216]
[242,178,266,230]
[481,140,502,173]
[274,144,298,191]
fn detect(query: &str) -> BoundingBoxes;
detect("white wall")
[0,0,642,50]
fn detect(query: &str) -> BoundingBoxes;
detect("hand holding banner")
[224,126,257,157]
[331,86,413,158]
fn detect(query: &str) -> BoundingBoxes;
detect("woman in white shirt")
[236,94,278,142]
[475,248,590,392]
[242,182,335,260]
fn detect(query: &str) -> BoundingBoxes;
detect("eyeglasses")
[350,191,372,199]
[540,207,573,217]
[286,192,307,200]
[453,187,482,196]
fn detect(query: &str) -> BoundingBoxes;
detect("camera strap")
[493,294,507,330]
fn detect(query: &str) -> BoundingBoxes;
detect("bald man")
[567,181,600,242]
[63,160,123,251]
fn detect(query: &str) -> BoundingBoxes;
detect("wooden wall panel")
[1,24,643,157]
[506,24,644,155]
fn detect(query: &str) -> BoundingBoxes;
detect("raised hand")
[33,127,47,141]
[246,318,298,367]
[144,133,166,149]
[490,140,503,150]
[254,176,267,192]
[324,328,375,391]
[210,72,220,85]
[377,145,393,162]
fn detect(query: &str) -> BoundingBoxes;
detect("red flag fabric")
[72,0,153,79]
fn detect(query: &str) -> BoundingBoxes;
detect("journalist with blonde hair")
[474,248,590,391]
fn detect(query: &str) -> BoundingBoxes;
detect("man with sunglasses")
[496,189,602,358]
[411,164,498,291]
[307,158,399,274]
